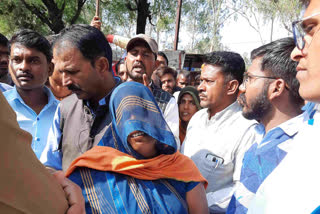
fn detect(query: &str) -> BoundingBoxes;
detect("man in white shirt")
[227,37,305,214]
[125,34,180,147]
[247,1,320,213]
[182,51,258,213]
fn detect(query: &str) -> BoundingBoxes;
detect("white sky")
[220,16,292,55]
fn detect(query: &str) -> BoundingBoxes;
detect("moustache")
[0,61,8,66]
[67,84,81,91]
[16,71,33,79]
[132,62,146,70]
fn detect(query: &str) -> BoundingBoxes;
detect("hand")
[53,171,86,214]
[143,74,152,92]
[90,16,101,30]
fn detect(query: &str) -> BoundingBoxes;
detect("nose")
[239,83,246,93]
[291,46,305,62]
[61,72,72,87]
[135,53,143,61]
[0,54,8,63]
[19,59,30,71]
[197,80,205,92]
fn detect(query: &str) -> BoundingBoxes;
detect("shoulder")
[0,83,13,92]
[59,94,81,116]
[3,87,18,102]
[187,109,208,129]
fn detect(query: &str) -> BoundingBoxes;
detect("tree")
[230,0,302,44]
[20,0,87,33]
[0,0,88,35]
[182,0,236,53]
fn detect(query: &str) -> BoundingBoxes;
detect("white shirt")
[248,109,320,214]
[182,102,258,213]
[163,96,180,150]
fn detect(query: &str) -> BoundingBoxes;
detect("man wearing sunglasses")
[246,1,320,213]
[226,37,304,214]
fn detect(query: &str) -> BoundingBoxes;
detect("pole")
[95,0,100,17]
[174,0,182,51]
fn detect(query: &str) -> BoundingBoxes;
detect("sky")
[220,15,292,56]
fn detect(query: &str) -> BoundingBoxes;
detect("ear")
[154,59,160,70]
[48,62,54,77]
[226,79,239,96]
[269,79,286,100]
[94,57,110,74]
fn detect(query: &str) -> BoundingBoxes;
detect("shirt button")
[35,137,40,141]
[37,118,40,121]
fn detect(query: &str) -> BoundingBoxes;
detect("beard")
[126,62,146,83]
[240,86,272,121]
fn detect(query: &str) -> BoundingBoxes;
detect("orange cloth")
[66,146,207,188]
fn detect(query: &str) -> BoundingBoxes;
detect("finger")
[143,74,149,87]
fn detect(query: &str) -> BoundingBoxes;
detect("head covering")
[126,34,158,55]
[66,82,207,214]
[178,86,201,110]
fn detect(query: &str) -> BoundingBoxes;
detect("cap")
[178,86,202,110]
[126,34,158,55]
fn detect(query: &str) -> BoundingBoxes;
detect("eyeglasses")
[292,12,320,50]
[242,73,278,89]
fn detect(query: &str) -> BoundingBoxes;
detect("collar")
[206,101,242,122]
[262,113,305,141]
[5,86,59,106]
[85,77,121,110]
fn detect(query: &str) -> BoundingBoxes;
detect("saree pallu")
[69,168,197,214]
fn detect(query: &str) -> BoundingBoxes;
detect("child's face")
[127,131,158,158]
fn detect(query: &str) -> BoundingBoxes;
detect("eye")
[143,52,151,58]
[11,57,22,64]
[30,58,40,64]
[304,24,316,34]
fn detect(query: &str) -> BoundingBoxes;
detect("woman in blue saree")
[66,82,208,214]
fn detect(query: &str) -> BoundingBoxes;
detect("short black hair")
[300,0,310,6]
[156,66,177,80]
[204,51,245,84]
[158,51,168,65]
[0,33,8,47]
[177,69,190,79]
[9,29,52,62]
[115,58,125,74]
[46,34,59,46]
[54,24,112,71]
[251,37,304,106]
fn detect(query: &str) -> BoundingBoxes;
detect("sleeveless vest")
[59,94,111,171]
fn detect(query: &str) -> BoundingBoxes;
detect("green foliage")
[0,0,50,37]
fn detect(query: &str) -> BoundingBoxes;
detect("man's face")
[237,57,272,121]
[118,63,128,82]
[125,43,155,83]
[157,55,167,67]
[179,93,198,123]
[176,74,189,88]
[198,64,228,111]
[0,44,9,77]
[291,0,320,102]
[9,43,49,90]
[53,44,101,101]
[160,73,176,94]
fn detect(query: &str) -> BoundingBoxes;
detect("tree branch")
[70,0,87,24]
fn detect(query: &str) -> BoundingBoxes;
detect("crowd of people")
[0,0,320,213]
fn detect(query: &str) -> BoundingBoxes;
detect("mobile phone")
[205,153,224,165]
